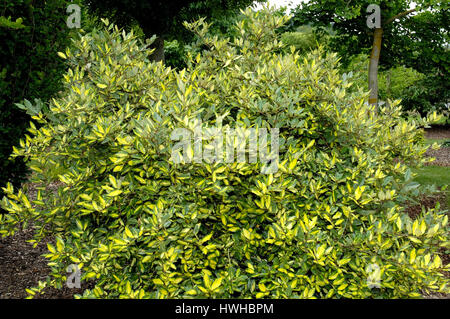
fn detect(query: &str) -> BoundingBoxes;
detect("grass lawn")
[425,138,450,146]
[413,166,450,188]
[412,135,450,208]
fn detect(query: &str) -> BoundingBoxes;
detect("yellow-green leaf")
[107,189,123,197]
[57,52,67,59]
[211,277,222,291]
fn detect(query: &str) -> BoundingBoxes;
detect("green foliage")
[401,75,450,117]
[394,9,449,116]
[401,10,449,76]
[339,57,448,118]
[291,0,449,67]
[0,0,83,213]
[340,53,370,92]
[85,0,257,40]
[290,1,449,114]
[85,0,258,63]
[281,26,328,55]
[379,66,425,101]
[378,66,449,117]
[1,9,449,299]
[0,16,25,29]
[164,40,189,69]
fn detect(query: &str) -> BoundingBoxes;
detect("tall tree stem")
[369,27,383,106]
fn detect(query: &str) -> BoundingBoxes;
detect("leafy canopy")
[290,0,449,69]
[85,0,258,40]
[1,8,448,299]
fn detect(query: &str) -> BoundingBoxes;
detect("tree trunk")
[366,8,416,108]
[368,27,383,107]
[149,36,165,63]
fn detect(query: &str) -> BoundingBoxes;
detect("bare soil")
[425,126,450,140]
[0,180,91,299]
[424,127,450,166]
[0,226,89,299]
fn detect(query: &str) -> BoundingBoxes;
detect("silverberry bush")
[1,8,448,298]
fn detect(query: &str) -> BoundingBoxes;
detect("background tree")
[84,0,261,62]
[290,0,449,107]
[280,25,331,56]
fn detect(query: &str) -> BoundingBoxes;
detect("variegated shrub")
[1,8,448,298]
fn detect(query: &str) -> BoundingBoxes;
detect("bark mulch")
[0,226,88,299]
[0,180,91,299]
[425,126,450,140]
[424,146,450,167]
[423,127,450,166]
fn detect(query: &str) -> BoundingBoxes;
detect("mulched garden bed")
[0,180,91,299]
[425,126,450,140]
[424,126,450,166]
[424,146,450,167]
[0,226,89,299]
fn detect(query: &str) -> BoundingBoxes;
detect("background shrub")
[280,26,328,55]
[337,56,449,121]
[379,66,449,119]
[399,74,450,119]
[1,9,448,299]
